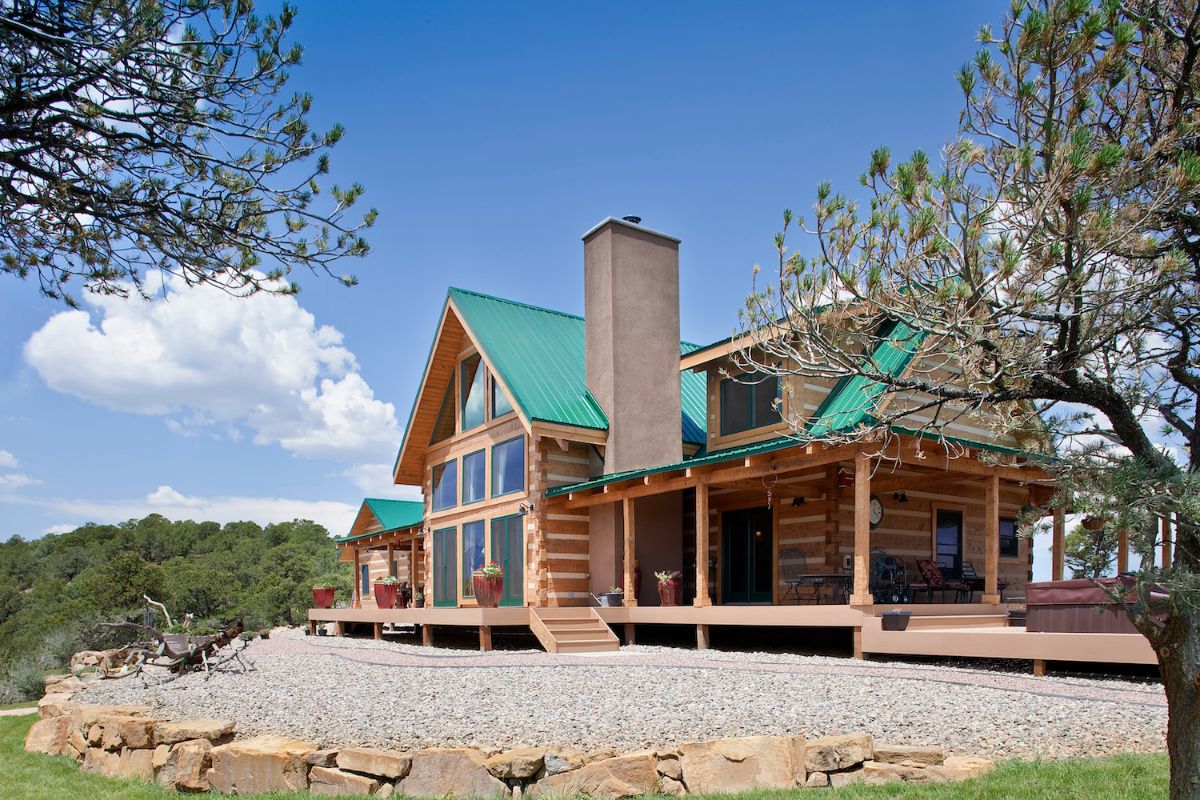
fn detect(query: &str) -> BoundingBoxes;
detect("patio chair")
[909,559,970,603]
[959,562,1008,603]
[780,548,822,604]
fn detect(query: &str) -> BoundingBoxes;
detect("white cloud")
[0,473,40,491]
[0,450,16,469]
[24,276,400,463]
[7,485,358,536]
[41,524,76,536]
[341,463,423,500]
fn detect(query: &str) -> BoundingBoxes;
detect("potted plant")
[413,589,425,608]
[312,583,336,609]
[373,575,400,609]
[472,562,504,608]
[600,586,624,607]
[655,570,682,606]
[881,609,913,631]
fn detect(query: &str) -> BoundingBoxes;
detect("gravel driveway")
[78,628,1167,761]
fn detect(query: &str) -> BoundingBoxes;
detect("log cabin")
[316,216,1155,668]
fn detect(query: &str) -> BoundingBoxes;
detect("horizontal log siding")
[534,439,594,606]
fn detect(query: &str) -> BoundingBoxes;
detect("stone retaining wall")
[26,676,994,798]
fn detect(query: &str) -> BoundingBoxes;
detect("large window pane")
[429,380,456,444]
[462,450,486,504]
[492,436,524,496]
[432,460,458,511]
[754,375,780,427]
[492,378,514,418]
[461,354,486,431]
[720,373,779,436]
[462,521,485,597]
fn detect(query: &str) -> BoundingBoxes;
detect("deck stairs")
[529,607,620,654]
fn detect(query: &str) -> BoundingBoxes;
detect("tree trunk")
[1160,592,1200,799]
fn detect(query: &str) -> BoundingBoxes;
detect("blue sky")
[3,1,1067,570]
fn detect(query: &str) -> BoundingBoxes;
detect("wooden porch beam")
[695,483,711,607]
[888,443,1051,483]
[623,497,637,606]
[982,472,1001,604]
[849,451,872,606]
[1052,508,1065,581]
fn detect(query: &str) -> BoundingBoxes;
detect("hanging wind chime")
[762,474,779,510]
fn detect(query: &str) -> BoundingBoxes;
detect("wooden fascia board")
[394,302,457,485]
[679,334,755,372]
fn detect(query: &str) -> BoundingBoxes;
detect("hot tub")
[1025,577,1164,634]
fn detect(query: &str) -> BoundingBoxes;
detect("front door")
[432,527,458,607]
[935,509,964,576]
[722,507,773,604]
[490,515,525,607]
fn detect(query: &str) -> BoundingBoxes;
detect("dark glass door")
[935,509,964,575]
[433,527,458,607]
[721,507,773,604]
[490,515,525,607]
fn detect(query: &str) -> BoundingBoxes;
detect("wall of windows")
[429,517,526,607]
[428,435,525,514]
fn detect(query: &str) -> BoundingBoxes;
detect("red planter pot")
[473,573,503,608]
[373,583,398,609]
[396,587,409,609]
[657,576,682,606]
[311,587,335,609]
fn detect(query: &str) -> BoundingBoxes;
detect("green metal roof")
[807,319,924,437]
[334,498,424,543]
[447,288,707,445]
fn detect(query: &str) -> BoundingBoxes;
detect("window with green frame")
[461,520,485,597]
[719,373,780,436]
[491,376,514,418]
[460,354,486,431]
[462,449,486,504]
[492,436,524,496]
[432,460,458,511]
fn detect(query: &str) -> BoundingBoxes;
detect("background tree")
[1065,522,1118,578]
[741,1,1200,795]
[0,0,376,305]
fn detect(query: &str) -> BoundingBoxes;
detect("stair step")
[556,639,620,653]
[553,629,615,641]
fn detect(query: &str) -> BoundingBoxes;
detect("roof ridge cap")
[448,286,584,322]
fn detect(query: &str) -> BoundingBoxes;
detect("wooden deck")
[306,603,1158,671]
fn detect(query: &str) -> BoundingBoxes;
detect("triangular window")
[429,379,456,444]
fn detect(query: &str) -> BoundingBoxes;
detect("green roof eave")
[335,498,425,544]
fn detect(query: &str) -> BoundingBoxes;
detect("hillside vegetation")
[0,515,350,701]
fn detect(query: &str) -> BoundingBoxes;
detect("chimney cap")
[581,216,680,243]
[621,215,641,224]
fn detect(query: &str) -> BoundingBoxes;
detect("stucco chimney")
[583,216,683,474]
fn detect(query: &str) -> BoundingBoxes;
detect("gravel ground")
[78,628,1167,760]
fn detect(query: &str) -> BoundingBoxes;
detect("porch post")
[982,472,1001,604]
[386,543,395,578]
[411,536,419,588]
[694,483,711,607]
[849,451,872,606]
[1051,508,1065,581]
[1161,515,1172,570]
[1117,528,1129,574]
[623,498,637,607]
[353,547,361,609]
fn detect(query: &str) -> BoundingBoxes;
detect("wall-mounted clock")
[869,495,884,529]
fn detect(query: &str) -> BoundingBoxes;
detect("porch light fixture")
[519,502,535,515]
[791,497,805,507]
[893,491,908,503]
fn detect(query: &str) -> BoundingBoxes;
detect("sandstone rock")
[398,748,509,799]
[335,746,411,780]
[485,747,546,780]
[656,754,682,781]
[152,745,171,769]
[37,692,76,719]
[862,761,932,784]
[929,756,996,781]
[45,675,84,694]
[658,775,686,796]
[156,739,213,792]
[71,705,153,731]
[532,753,660,800]
[805,772,829,788]
[677,735,806,794]
[154,718,235,745]
[805,733,873,773]
[82,746,121,778]
[101,715,159,750]
[24,716,70,756]
[543,749,585,776]
[829,769,864,788]
[873,743,944,766]
[309,765,381,796]
[584,747,619,764]
[116,747,156,780]
[306,749,341,767]
[70,651,104,671]
[208,733,316,794]
[377,783,395,799]
[86,724,102,745]
[66,726,87,759]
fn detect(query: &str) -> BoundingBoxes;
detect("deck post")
[849,451,873,606]
[421,624,433,646]
[479,625,493,652]
[1052,508,1065,582]
[334,621,345,637]
[696,624,710,650]
[623,498,638,606]
[1117,528,1129,574]
[1162,515,1172,570]
[982,472,1001,604]
[852,627,863,660]
[1032,659,1047,677]
[308,620,317,636]
[373,622,383,640]
[353,547,362,609]
[694,483,711,607]
[624,622,636,645]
